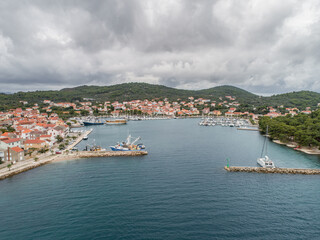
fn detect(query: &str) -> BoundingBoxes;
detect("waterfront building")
[4,146,25,162]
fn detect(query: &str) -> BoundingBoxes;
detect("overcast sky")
[1,0,320,94]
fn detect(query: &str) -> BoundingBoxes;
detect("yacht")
[257,126,275,168]
[257,155,275,168]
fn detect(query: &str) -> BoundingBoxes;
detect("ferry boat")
[105,119,127,125]
[83,117,104,126]
[257,126,275,168]
[110,135,145,151]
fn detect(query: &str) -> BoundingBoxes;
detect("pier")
[61,150,148,160]
[67,129,93,151]
[224,166,320,175]
[237,127,259,131]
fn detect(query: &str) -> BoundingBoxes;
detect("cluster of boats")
[76,116,172,126]
[127,116,171,121]
[199,118,251,127]
[79,116,274,167]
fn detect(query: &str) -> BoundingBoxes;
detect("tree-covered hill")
[0,82,320,110]
[263,91,320,109]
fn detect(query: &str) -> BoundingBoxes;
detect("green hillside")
[263,91,320,109]
[0,82,320,111]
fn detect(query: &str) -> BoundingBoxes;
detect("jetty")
[67,129,93,150]
[237,127,259,131]
[224,166,320,175]
[60,150,148,160]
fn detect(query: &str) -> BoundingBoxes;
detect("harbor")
[2,118,320,240]
[224,166,320,175]
[0,128,147,181]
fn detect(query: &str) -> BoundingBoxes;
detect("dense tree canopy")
[259,110,320,147]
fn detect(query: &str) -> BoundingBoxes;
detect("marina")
[198,117,252,127]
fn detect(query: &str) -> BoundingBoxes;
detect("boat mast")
[265,126,268,156]
[260,125,268,158]
[131,137,141,145]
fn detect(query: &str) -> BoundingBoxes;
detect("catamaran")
[257,126,275,168]
[110,135,145,151]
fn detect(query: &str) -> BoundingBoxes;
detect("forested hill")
[0,82,320,110]
[264,91,320,109]
[0,83,258,109]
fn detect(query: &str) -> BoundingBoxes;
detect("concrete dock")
[224,166,320,175]
[67,129,93,151]
[237,127,259,131]
[62,150,148,159]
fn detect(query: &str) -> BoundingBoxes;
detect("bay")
[1,119,320,239]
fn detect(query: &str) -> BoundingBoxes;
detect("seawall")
[224,166,320,175]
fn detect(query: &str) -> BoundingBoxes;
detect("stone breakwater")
[224,166,320,175]
[0,151,148,181]
[56,151,148,160]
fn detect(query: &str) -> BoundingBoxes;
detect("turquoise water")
[1,119,320,239]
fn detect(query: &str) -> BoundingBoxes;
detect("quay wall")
[224,166,320,175]
[62,150,148,159]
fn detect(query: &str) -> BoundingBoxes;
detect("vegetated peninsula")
[259,110,320,150]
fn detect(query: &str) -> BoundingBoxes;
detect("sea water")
[1,119,320,239]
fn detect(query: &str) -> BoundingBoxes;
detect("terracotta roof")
[24,139,45,144]
[40,135,51,138]
[11,146,24,153]
[2,138,21,144]
[22,129,32,133]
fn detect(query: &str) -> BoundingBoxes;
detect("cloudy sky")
[1,0,320,94]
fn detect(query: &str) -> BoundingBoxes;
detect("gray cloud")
[0,0,320,94]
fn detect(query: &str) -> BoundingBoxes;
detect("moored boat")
[83,117,104,126]
[257,126,275,168]
[105,119,127,125]
[110,135,145,151]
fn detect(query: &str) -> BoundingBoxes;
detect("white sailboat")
[257,126,275,168]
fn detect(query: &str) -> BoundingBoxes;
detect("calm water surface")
[1,119,320,239]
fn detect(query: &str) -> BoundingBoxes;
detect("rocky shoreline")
[272,139,320,155]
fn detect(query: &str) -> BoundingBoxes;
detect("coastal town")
[0,93,317,169]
